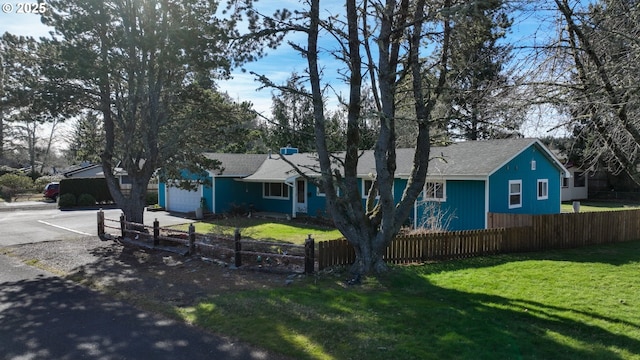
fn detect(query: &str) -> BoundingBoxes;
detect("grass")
[561,200,640,213]
[174,240,640,360]
[170,217,343,244]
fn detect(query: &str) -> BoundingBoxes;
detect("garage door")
[166,186,201,213]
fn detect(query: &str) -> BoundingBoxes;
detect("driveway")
[0,203,193,246]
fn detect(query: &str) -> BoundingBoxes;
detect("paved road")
[0,254,278,360]
[0,204,193,246]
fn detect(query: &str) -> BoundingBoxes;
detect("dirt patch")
[2,236,301,308]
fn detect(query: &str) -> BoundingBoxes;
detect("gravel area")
[1,236,298,308]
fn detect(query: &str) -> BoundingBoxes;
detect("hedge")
[59,178,115,204]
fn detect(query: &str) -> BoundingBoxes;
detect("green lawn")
[561,200,640,213]
[170,217,343,244]
[175,240,640,360]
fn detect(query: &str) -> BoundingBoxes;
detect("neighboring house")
[550,150,588,202]
[63,162,104,178]
[64,162,158,195]
[159,138,569,231]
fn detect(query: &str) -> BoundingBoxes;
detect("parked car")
[43,182,59,201]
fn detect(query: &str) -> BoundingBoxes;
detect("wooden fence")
[317,209,640,270]
[98,211,315,274]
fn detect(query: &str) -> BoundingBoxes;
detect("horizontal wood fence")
[318,209,640,270]
[98,211,315,274]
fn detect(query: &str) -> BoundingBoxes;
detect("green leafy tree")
[67,112,104,164]
[0,173,33,201]
[266,73,317,152]
[439,1,517,140]
[43,0,281,223]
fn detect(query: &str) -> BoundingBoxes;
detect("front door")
[296,179,307,213]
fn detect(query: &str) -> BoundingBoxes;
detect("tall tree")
[540,0,640,182]
[0,33,69,177]
[266,73,317,152]
[440,0,518,140]
[43,0,280,223]
[254,0,459,274]
[67,112,104,164]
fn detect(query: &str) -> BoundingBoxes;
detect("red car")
[43,182,60,201]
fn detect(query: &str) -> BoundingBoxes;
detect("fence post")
[305,234,315,274]
[153,218,160,246]
[120,213,126,239]
[234,228,242,268]
[97,209,105,238]
[188,223,196,255]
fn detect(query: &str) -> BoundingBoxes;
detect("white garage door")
[166,186,201,213]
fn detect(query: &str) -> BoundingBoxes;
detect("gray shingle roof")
[203,153,268,176]
[236,138,567,182]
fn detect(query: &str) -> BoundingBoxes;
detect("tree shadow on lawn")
[188,269,640,360]
[0,274,280,360]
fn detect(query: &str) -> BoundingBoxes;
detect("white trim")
[362,179,378,199]
[537,179,549,200]
[423,181,446,202]
[263,182,290,199]
[484,178,490,229]
[488,139,571,179]
[508,179,522,209]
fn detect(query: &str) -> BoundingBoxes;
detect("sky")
[0,1,568,142]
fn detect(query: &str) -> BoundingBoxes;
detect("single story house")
[158,138,569,231]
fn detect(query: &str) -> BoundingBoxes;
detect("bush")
[0,173,34,202]
[77,193,97,207]
[58,193,77,208]
[35,175,63,191]
[59,178,114,204]
[146,191,158,206]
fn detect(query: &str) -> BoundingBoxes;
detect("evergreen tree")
[67,112,104,164]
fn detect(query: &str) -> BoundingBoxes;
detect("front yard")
[173,240,640,360]
[169,217,343,245]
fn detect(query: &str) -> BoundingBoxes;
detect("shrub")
[0,173,34,202]
[77,193,97,207]
[145,191,158,205]
[35,175,63,191]
[58,193,77,208]
[59,178,114,204]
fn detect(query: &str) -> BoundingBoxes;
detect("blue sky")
[0,2,567,137]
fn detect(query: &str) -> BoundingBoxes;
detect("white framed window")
[424,181,446,201]
[509,180,522,209]
[263,182,289,199]
[537,179,549,200]
[362,179,378,198]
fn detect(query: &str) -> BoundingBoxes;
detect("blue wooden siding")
[415,180,486,231]
[158,182,166,207]
[489,144,561,214]
[306,181,329,217]
[212,178,260,214]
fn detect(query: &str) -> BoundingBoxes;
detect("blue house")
[159,139,569,230]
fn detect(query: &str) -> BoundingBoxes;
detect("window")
[424,181,445,201]
[263,182,289,199]
[574,172,586,188]
[537,179,549,200]
[509,180,522,209]
[562,177,569,188]
[362,179,378,198]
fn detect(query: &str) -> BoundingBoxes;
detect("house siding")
[212,178,260,214]
[489,144,561,214]
[415,180,486,231]
[158,182,166,207]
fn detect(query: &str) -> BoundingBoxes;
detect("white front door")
[296,179,307,213]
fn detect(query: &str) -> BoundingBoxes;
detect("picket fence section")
[318,209,640,270]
